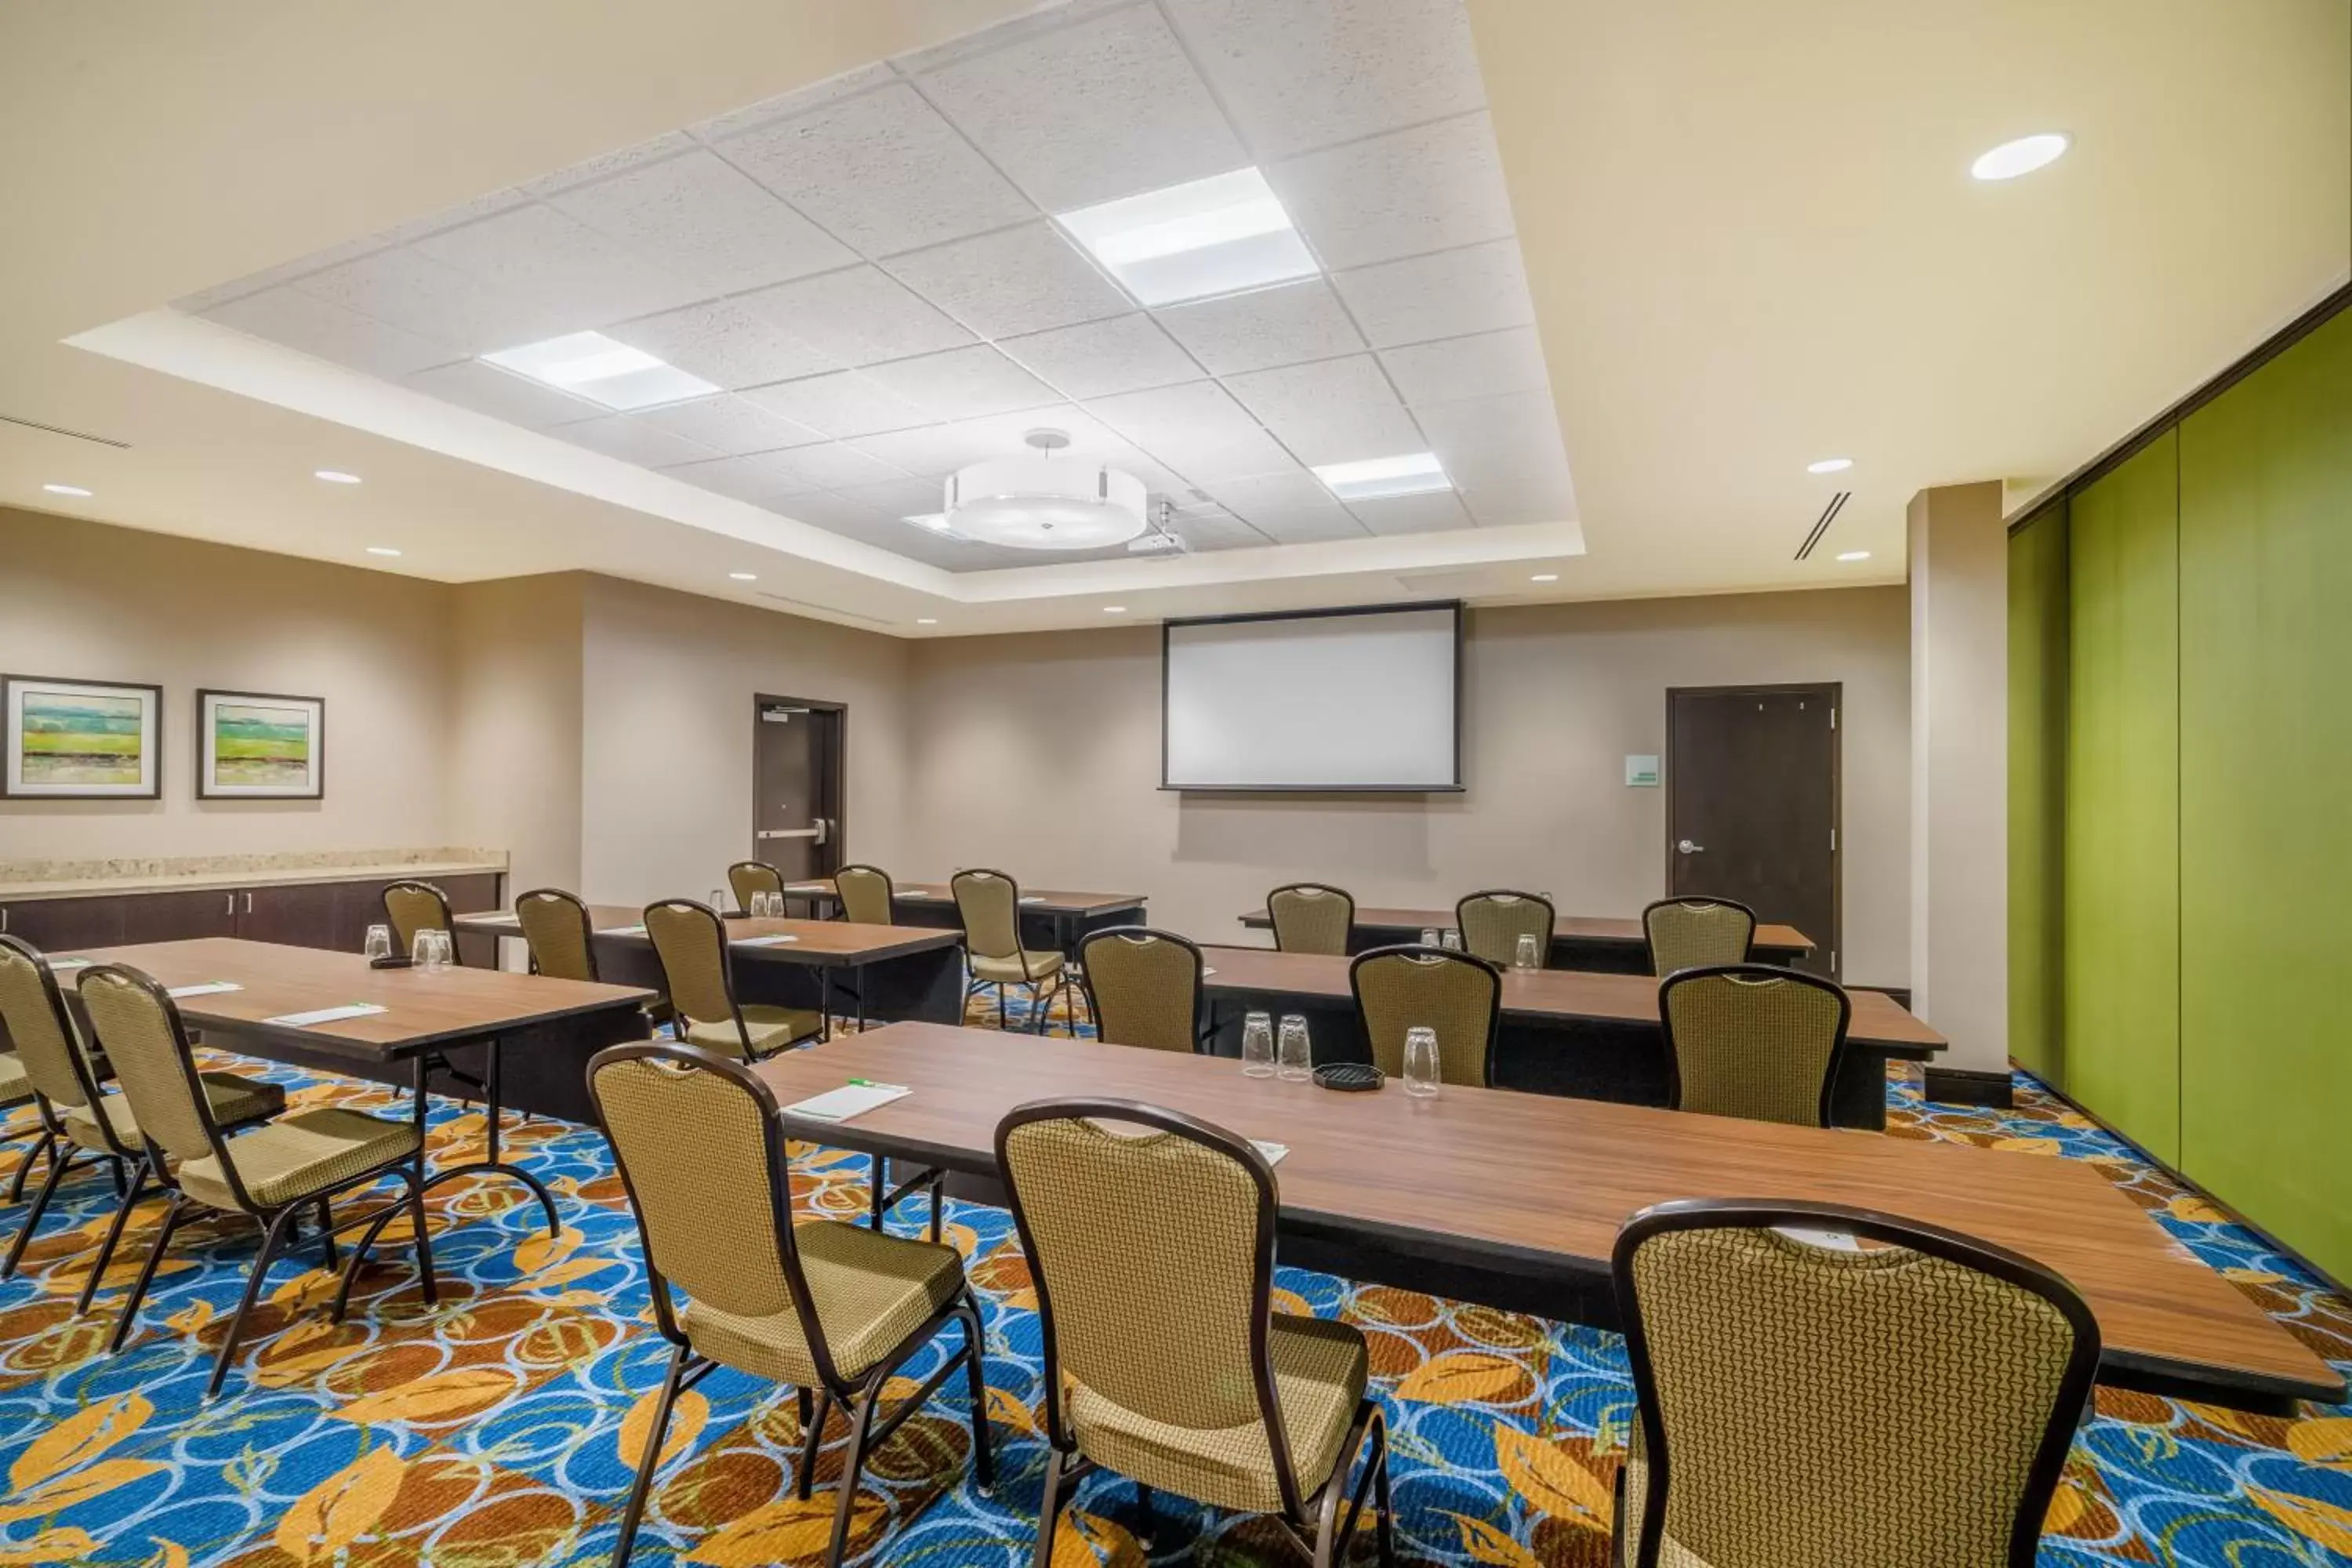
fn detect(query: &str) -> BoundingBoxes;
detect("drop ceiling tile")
[550,149,857,296]
[554,416,720,469]
[916,4,1244,212]
[1348,490,1472,534]
[739,266,973,369]
[296,247,555,355]
[1245,505,1372,544]
[664,450,822,506]
[1330,238,1534,347]
[997,313,1204,400]
[1379,326,1550,407]
[1166,510,1273,550]
[762,442,910,491]
[1222,354,1400,431]
[1457,471,1577,527]
[205,286,463,378]
[833,477,949,519]
[1269,405,1428,470]
[172,233,393,314]
[861,345,1062,422]
[1163,0,1486,161]
[847,405,1119,477]
[403,359,607,428]
[522,132,699,197]
[1088,379,1296,482]
[412,204,706,336]
[1198,470,1334,515]
[882,223,1131,339]
[631,394,824,457]
[377,187,535,249]
[891,0,1134,75]
[742,370,932,440]
[716,83,1033,257]
[688,64,898,144]
[604,299,838,390]
[1412,390,1576,521]
[1269,112,1515,271]
[1152,279,1364,376]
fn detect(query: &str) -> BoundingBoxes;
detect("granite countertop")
[0,848,509,902]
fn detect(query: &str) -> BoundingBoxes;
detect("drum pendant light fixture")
[944,428,1149,550]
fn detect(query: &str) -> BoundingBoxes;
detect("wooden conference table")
[1195,946,1940,1131]
[52,937,655,1240]
[452,906,967,1029]
[781,879,1146,958]
[1237,905,1813,973]
[753,1023,2340,1414]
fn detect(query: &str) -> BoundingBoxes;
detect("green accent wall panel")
[2008,501,2067,1088]
[2065,430,2180,1164]
[2177,305,2352,1282]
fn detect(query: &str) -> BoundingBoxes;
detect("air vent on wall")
[756,590,896,628]
[1794,491,1852,560]
[0,413,132,449]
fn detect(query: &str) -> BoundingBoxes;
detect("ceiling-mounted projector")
[944,428,1148,550]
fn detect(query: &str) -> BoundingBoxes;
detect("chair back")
[383,880,455,956]
[1455,889,1555,967]
[997,1098,1302,1512]
[588,1043,837,1374]
[951,869,1023,960]
[75,966,232,1177]
[1349,946,1499,1086]
[643,900,739,1031]
[1658,964,1850,1127]
[1079,928,1203,1054]
[514,888,599,982]
[1613,1198,2099,1568]
[1266,884,1353,956]
[1642,896,1756,976]
[728,860,786,913]
[833,864,895,925]
[0,935,103,1118]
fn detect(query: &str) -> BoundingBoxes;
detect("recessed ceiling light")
[1806,457,1853,474]
[365,546,401,557]
[481,331,719,411]
[42,483,93,497]
[1313,452,1450,502]
[1837,550,1871,562]
[1530,572,1559,583]
[1103,605,1129,615]
[314,470,362,485]
[916,617,939,626]
[729,572,757,581]
[1058,167,1317,306]
[1971,132,2069,182]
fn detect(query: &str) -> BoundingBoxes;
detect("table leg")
[416,1038,563,1240]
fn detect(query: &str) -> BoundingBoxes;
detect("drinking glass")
[710,887,729,914]
[1277,1014,1312,1080]
[433,929,456,971]
[1403,1025,1441,1097]
[1514,932,1541,971]
[363,924,394,964]
[755,891,776,918]
[1418,927,1440,948]
[1440,928,1464,953]
[410,925,437,967]
[1241,1011,1275,1077]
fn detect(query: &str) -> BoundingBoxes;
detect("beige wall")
[0,506,455,861]
[906,588,1914,983]
[448,573,585,898]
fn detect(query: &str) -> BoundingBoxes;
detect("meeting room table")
[779,878,1146,960]
[1236,904,1814,971]
[752,1022,2341,1416]
[1193,945,1940,1130]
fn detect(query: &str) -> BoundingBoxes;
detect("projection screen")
[1162,603,1463,790]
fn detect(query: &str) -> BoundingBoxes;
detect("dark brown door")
[0,895,125,951]
[236,884,343,949]
[1666,684,1841,978]
[124,889,241,944]
[753,696,844,882]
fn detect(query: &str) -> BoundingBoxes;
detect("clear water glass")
[1277,1014,1312,1080]
[363,924,393,964]
[1242,1011,1275,1077]
[1403,1025,1442,1097]
[410,925,436,967]
[434,929,457,971]
[755,891,777,918]
[1440,928,1464,953]
[1419,927,1440,948]
[1514,932,1541,971]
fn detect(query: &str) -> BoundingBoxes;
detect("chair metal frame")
[951,869,1075,1036]
[1454,888,1557,968]
[1076,926,1215,1054]
[727,858,788,916]
[1611,1196,2103,1568]
[1639,895,1759,976]
[1656,963,1853,1128]
[998,1096,1393,1568]
[1266,883,1356,956]
[590,1040,992,1568]
[1346,943,1503,1087]
[643,898,824,1057]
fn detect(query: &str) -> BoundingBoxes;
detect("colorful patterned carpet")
[2,991,2350,1566]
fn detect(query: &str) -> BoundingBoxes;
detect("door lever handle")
[1676,840,1705,854]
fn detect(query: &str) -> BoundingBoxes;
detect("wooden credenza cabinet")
[0,871,505,960]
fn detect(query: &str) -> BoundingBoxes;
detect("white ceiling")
[159,0,1577,575]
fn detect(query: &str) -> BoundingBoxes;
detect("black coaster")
[1313,1062,1384,1092]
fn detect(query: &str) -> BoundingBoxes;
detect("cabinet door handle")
[226,893,236,916]
[244,891,254,913]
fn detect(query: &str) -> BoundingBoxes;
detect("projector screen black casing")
[1160,600,1465,791]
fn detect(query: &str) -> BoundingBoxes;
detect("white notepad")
[898,890,937,899]
[266,1002,388,1028]
[168,981,243,998]
[785,1081,910,1123]
[597,924,647,935]
[734,934,800,946]
[1250,1139,1289,1167]
[470,912,520,925]
[1201,967,1218,978]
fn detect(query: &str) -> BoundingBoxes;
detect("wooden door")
[752,696,844,882]
[1666,684,1841,978]
[123,889,241,944]
[236,884,343,949]
[0,895,125,951]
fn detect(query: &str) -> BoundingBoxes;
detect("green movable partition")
[2007,500,2068,1089]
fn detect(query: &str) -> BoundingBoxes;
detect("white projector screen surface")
[1163,606,1461,789]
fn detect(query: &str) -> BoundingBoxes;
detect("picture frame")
[2,674,165,799]
[196,688,325,800]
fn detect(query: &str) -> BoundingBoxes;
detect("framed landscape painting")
[197,689,325,799]
[2,675,164,798]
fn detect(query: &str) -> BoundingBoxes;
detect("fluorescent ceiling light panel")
[1058,168,1317,307]
[1312,451,1450,502]
[480,331,719,411]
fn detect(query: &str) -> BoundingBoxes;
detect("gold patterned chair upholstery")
[589,1043,992,1568]
[1456,889,1555,968]
[998,1099,1393,1568]
[832,864,895,925]
[1267,884,1355,956]
[1348,946,1501,1087]
[1658,964,1850,1128]
[1078,928,1208,1054]
[1641,897,1757,977]
[1611,1198,2100,1568]
[382,880,457,960]
[76,964,434,1398]
[952,869,1073,1035]
[728,859,787,915]
[0,935,284,1304]
[643,899,822,1059]
[517,887,670,1028]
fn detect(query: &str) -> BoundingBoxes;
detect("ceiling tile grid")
[173,0,1573,568]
